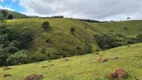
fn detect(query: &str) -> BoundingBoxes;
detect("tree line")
[0,10,14,23]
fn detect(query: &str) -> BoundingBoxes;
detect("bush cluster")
[0,24,32,66]
[42,21,50,31]
[95,33,142,50]
[70,27,75,34]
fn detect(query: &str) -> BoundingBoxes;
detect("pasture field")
[0,43,142,80]
[0,18,142,80]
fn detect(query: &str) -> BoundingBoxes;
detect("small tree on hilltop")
[70,27,75,34]
[42,21,50,31]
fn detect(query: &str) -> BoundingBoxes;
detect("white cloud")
[11,0,16,3]
[0,0,4,2]
[0,5,14,11]
[19,0,142,20]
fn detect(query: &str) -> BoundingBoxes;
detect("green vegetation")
[0,43,142,80]
[70,27,76,34]
[89,20,142,37]
[1,10,8,21]
[0,8,142,80]
[95,33,142,50]
[0,18,141,66]
[136,34,142,42]
[42,21,50,31]
[7,50,29,65]
[0,9,28,21]
[7,14,14,20]
[0,24,32,66]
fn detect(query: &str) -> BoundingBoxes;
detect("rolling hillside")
[0,9,28,19]
[0,17,141,80]
[88,20,142,37]
[0,43,142,80]
[6,18,142,55]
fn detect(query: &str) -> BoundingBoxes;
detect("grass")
[0,43,142,80]
[6,18,99,54]
[87,20,142,37]
[1,18,141,80]
[6,18,142,54]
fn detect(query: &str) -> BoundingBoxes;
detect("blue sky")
[0,0,25,12]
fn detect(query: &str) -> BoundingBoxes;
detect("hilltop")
[0,9,28,19]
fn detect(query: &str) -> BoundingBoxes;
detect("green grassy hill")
[6,18,99,58]
[87,20,142,37]
[0,9,28,19]
[0,43,142,80]
[0,18,142,79]
[6,18,142,54]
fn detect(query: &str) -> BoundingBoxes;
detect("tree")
[6,50,29,65]
[95,34,126,50]
[0,46,9,66]
[1,10,8,22]
[70,27,75,34]
[0,15,3,23]
[135,34,142,42]
[8,14,14,20]
[42,21,50,31]
[127,17,131,20]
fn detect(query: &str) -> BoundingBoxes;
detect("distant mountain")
[0,9,28,19]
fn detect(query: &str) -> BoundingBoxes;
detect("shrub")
[70,27,75,34]
[0,34,9,46]
[51,16,64,18]
[41,48,46,54]
[0,47,9,66]
[95,34,126,50]
[84,42,92,53]
[95,33,142,50]
[32,52,47,61]
[76,46,81,50]
[0,24,9,34]
[110,30,114,32]
[7,50,29,65]
[42,21,50,30]
[75,46,83,55]
[8,40,20,48]
[8,40,20,53]
[124,27,128,31]
[0,25,33,66]
[45,39,52,46]
[7,14,14,20]
[19,33,33,49]
[7,46,19,54]
[47,53,60,59]
[1,10,8,21]
[135,34,142,42]
[125,38,136,44]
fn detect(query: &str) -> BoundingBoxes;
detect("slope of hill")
[0,43,142,80]
[1,18,140,65]
[87,20,142,37]
[0,9,28,19]
[6,18,100,58]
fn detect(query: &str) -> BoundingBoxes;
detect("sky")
[0,0,142,21]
